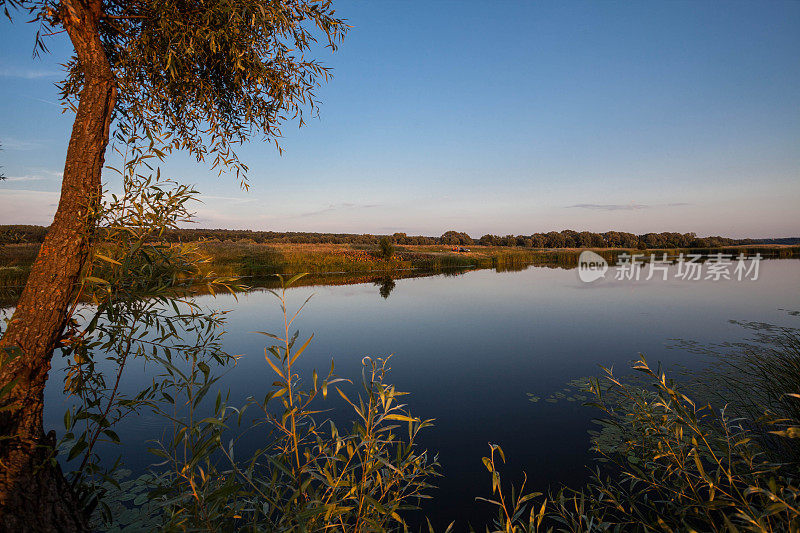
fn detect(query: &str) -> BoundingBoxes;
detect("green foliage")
[86,469,164,532]
[144,274,438,531]
[527,378,590,404]
[5,224,798,251]
[476,444,547,533]
[6,0,347,183]
[440,231,474,246]
[568,357,800,531]
[56,145,240,520]
[500,355,800,532]
[676,319,800,463]
[379,236,395,259]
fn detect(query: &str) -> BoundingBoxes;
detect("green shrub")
[679,321,800,464]
[68,270,437,532]
[483,355,800,532]
[379,236,395,259]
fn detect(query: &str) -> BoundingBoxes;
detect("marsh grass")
[77,274,439,532]
[673,317,800,464]
[1,242,797,302]
[483,354,800,533]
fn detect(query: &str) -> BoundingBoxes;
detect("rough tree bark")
[0,1,115,530]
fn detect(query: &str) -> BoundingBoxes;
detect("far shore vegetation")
[3,224,799,249]
[1,226,798,305]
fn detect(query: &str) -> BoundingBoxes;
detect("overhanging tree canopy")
[0,1,346,529]
[51,0,347,179]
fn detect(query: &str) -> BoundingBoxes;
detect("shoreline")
[2,242,798,306]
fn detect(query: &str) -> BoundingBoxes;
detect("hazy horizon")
[1,1,798,238]
[5,222,798,243]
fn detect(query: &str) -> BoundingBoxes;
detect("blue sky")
[1,1,798,238]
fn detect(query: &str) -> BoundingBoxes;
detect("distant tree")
[577,231,594,248]
[392,232,407,244]
[560,229,578,248]
[546,231,566,248]
[603,231,621,247]
[500,235,515,247]
[379,236,394,259]
[441,231,473,246]
[640,233,664,248]
[619,232,639,248]
[531,233,547,248]
[0,225,754,250]
[479,234,499,246]
[0,1,347,528]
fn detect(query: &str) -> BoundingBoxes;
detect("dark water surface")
[42,259,800,529]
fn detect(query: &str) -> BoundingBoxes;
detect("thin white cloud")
[0,67,62,79]
[3,175,46,182]
[568,202,692,211]
[35,169,63,178]
[298,202,381,218]
[568,203,649,211]
[26,97,60,107]
[0,137,43,151]
[0,168,61,182]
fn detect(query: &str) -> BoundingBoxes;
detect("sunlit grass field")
[1,241,798,296]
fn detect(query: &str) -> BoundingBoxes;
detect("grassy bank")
[2,242,799,304]
[197,241,800,276]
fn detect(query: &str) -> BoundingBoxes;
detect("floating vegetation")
[528,377,592,404]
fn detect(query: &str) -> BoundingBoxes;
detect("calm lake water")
[41,258,800,528]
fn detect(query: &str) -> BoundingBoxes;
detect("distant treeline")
[1,225,797,249]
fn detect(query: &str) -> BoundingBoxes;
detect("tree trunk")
[0,1,115,530]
